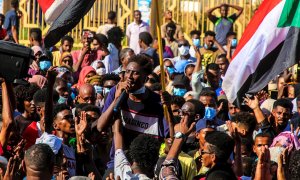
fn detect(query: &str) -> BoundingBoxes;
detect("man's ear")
[211,154,217,163]
[53,121,60,131]
[271,109,276,117]
[195,132,200,139]
[253,145,256,154]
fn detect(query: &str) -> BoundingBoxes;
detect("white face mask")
[96,68,106,75]
[178,46,190,56]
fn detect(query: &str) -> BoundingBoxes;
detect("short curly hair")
[53,104,70,120]
[128,54,153,75]
[170,95,185,107]
[129,134,160,178]
[107,26,124,46]
[100,73,120,86]
[33,88,47,107]
[232,112,256,134]
[15,84,40,112]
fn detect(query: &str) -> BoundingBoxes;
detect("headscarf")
[59,52,73,66]
[77,66,96,88]
[270,131,300,153]
[28,75,47,88]
[56,66,71,78]
[87,75,102,85]
[31,45,43,56]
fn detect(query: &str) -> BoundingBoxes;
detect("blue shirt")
[4,9,19,37]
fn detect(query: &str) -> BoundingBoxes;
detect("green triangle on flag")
[278,0,300,28]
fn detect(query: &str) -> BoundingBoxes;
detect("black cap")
[172,74,190,87]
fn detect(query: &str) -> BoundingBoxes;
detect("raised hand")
[243,95,259,110]
[114,79,132,100]
[46,66,58,84]
[193,45,201,60]
[174,115,196,136]
[88,172,95,180]
[56,169,69,180]
[256,90,269,102]
[75,111,88,136]
[13,139,26,157]
[3,156,19,180]
[161,91,171,107]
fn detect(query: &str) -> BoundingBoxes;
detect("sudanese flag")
[222,0,300,106]
[37,0,95,48]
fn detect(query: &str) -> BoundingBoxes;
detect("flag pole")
[153,0,174,137]
[154,0,166,91]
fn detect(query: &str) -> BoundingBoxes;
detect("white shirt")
[126,21,150,54]
[114,149,151,180]
[103,43,119,73]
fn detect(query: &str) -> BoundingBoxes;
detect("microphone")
[113,90,128,112]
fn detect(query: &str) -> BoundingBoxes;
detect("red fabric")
[232,0,282,60]
[37,0,55,13]
[22,121,39,149]
[0,143,3,156]
[0,28,6,40]
[77,66,96,88]
[71,50,102,69]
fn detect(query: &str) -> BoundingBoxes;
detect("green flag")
[278,0,300,28]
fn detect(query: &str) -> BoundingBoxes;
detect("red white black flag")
[222,0,300,106]
[37,0,95,47]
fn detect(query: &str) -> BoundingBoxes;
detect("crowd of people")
[0,0,299,179]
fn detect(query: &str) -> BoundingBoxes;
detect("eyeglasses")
[201,150,212,155]
[178,109,195,117]
[80,96,96,103]
[62,59,72,64]
[178,44,189,47]
[172,109,180,113]
[145,77,157,83]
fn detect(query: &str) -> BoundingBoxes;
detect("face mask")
[94,85,103,94]
[173,88,187,97]
[58,96,68,104]
[204,107,217,119]
[231,38,237,48]
[193,38,201,47]
[167,67,176,76]
[96,68,106,75]
[39,61,52,71]
[131,86,146,95]
[204,43,208,49]
[178,46,190,56]
[103,87,111,95]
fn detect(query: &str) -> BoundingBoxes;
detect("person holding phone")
[72,30,102,80]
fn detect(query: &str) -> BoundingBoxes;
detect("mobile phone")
[245,93,254,99]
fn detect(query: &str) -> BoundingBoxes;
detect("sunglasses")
[178,109,195,117]
[178,44,189,47]
[201,150,212,155]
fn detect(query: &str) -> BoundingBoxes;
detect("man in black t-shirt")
[97,54,168,176]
